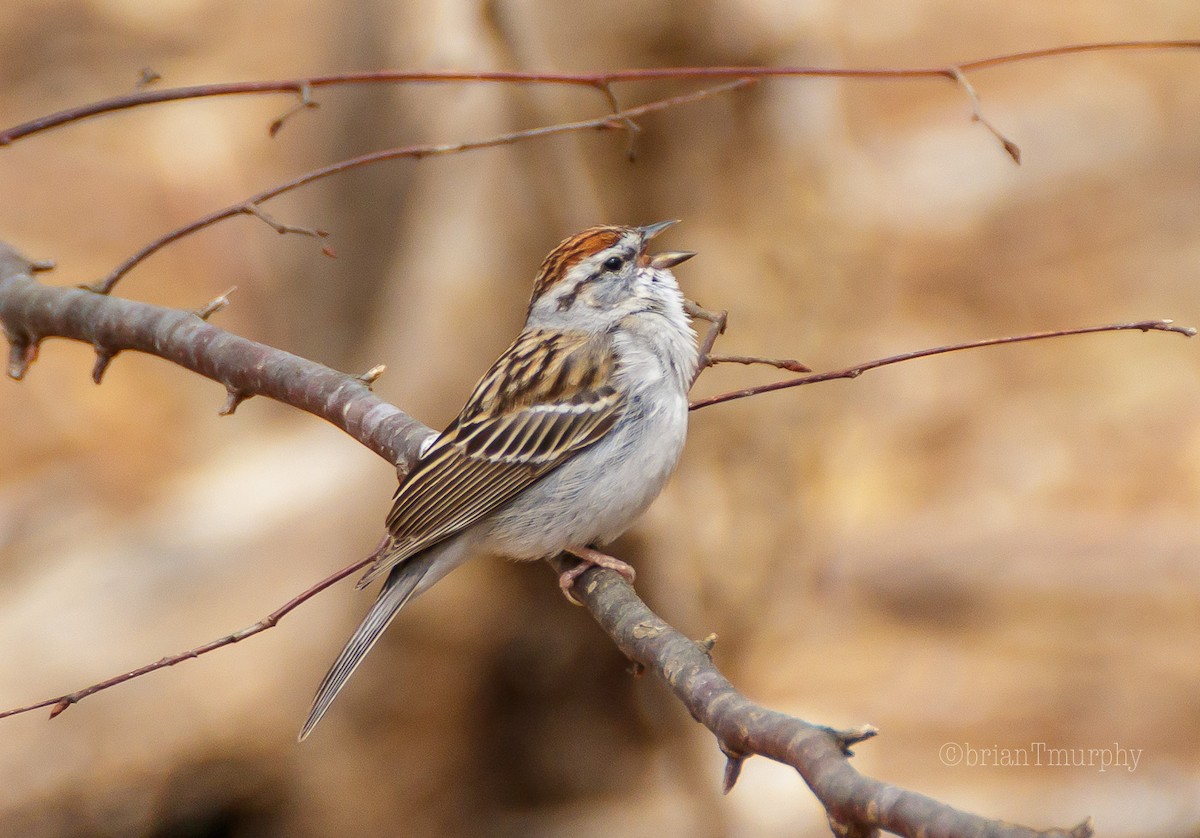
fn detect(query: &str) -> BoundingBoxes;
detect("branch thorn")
[135,68,162,90]
[1070,817,1096,838]
[719,744,747,794]
[828,723,879,756]
[194,286,237,321]
[219,387,250,416]
[91,346,117,384]
[355,364,386,388]
[30,259,55,273]
[7,339,38,380]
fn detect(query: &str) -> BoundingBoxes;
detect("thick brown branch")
[0,243,431,465]
[551,559,1091,838]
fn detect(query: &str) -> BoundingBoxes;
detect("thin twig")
[0,551,378,720]
[268,81,317,137]
[3,40,1198,145]
[90,80,752,293]
[689,319,1195,410]
[598,81,642,161]
[705,353,811,373]
[951,66,1021,162]
[684,299,728,387]
[241,203,328,239]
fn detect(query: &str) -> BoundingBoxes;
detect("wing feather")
[357,329,623,588]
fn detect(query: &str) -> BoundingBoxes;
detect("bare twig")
[268,80,318,137]
[3,41,1197,145]
[89,80,752,293]
[241,203,329,239]
[0,550,378,721]
[705,353,811,373]
[684,299,728,386]
[951,66,1021,163]
[598,81,642,161]
[690,319,1195,411]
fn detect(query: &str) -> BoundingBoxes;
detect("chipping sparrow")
[299,221,697,740]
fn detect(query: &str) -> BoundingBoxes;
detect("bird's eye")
[602,256,624,272]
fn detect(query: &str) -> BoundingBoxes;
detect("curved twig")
[90,80,752,292]
[689,321,1195,411]
[3,40,1198,145]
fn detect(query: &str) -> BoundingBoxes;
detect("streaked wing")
[356,329,623,588]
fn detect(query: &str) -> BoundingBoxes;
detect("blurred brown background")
[1,1,1198,836]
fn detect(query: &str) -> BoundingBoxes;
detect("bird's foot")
[559,546,636,605]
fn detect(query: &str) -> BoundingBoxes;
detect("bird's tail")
[298,532,478,741]
[297,557,431,741]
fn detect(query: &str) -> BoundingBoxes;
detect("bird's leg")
[559,546,636,604]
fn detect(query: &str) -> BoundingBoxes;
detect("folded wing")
[356,329,623,588]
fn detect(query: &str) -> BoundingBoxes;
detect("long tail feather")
[298,559,431,741]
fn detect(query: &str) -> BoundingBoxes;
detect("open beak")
[638,219,680,240]
[649,251,696,269]
[637,220,695,269]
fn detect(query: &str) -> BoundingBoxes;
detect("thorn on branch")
[355,364,387,389]
[135,68,162,90]
[7,339,38,380]
[219,387,250,416]
[29,259,55,273]
[91,346,117,384]
[950,67,1021,164]
[1069,817,1096,838]
[696,632,718,657]
[269,82,319,138]
[827,812,878,838]
[80,278,111,295]
[720,743,747,794]
[828,723,879,756]
[194,286,237,321]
